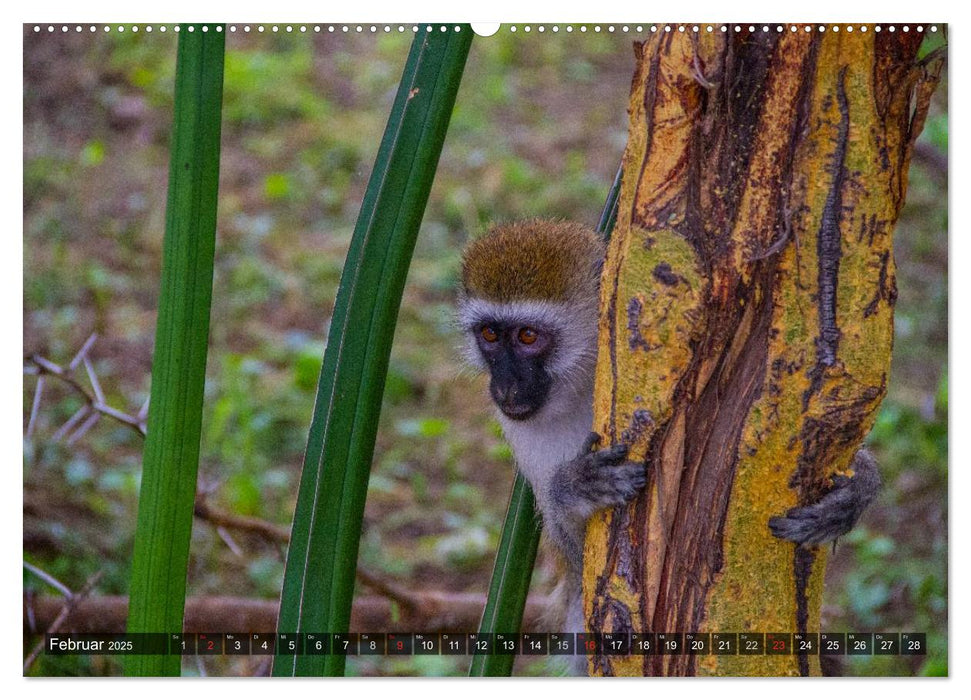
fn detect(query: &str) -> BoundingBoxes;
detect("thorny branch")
[23,564,103,673]
[24,334,148,441]
[24,335,417,612]
[24,335,419,614]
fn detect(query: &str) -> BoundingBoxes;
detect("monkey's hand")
[545,432,646,572]
[768,448,881,548]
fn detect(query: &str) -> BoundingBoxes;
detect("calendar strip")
[44,632,927,656]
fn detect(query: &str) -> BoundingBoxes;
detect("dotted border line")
[31,24,940,35]
[505,24,937,34]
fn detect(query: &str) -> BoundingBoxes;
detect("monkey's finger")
[588,461,646,507]
[768,515,816,545]
[830,474,852,488]
[783,505,823,521]
[582,431,602,454]
[771,501,857,546]
[619,461,648,491]
[767,516,789,538]
[596,443,630,464]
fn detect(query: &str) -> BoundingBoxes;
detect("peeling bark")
[583,27,943,676]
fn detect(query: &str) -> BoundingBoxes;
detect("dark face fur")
[474,320,554,421]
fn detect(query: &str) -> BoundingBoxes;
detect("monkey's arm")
[544,432,646,572]
[768,448,881,547]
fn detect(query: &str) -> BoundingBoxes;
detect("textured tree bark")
[583,28,943,676]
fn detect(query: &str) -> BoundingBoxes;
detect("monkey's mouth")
[500,404,537,421]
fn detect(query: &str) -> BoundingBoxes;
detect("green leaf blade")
[125,24,225,677]
[274,26,473,677]
[468,474,542,677]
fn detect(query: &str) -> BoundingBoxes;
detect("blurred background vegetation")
[22,26,947,676]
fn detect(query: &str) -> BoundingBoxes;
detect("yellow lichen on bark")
[585,33,712,675]
[584,28,943,676]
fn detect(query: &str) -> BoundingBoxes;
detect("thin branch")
[137,395,150,421]
[216,527,244,557]
[66,411,100,446]
[25,590,37,633]
[96,402,144,428]
[50,405,91,443]
[69,333,98,371]
[26,376,44,441]
[192,495,420,610]
[24,337,147,439]
[193,496,290,543]
[23,570,103,673]
[28,338,436,616]
[83,356,105,404]
[24,561,72,598]
[355,567,422,611]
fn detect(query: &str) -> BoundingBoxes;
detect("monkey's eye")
[481,325,499,343]
[518,327,538,345]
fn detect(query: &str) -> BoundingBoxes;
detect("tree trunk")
[583,27,943,676]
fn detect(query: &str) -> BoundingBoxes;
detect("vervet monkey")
[459,219,880,665]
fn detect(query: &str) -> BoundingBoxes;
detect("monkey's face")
[473,320,554,421]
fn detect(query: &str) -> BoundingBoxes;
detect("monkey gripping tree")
[582,27,944,676]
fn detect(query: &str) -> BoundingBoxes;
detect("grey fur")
[768,448,881,547]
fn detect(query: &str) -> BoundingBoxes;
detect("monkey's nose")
[490,382,514,406]
[491,383,535,420]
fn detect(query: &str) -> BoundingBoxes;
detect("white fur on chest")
[498,388,593,504]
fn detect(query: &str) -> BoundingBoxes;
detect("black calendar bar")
[42,632,930,656]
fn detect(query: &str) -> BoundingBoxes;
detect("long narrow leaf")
[124,24,225,677]
[468,473,541,676]
[469,165,624,676]
[273,26,472,677]
[598,165,623,239]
